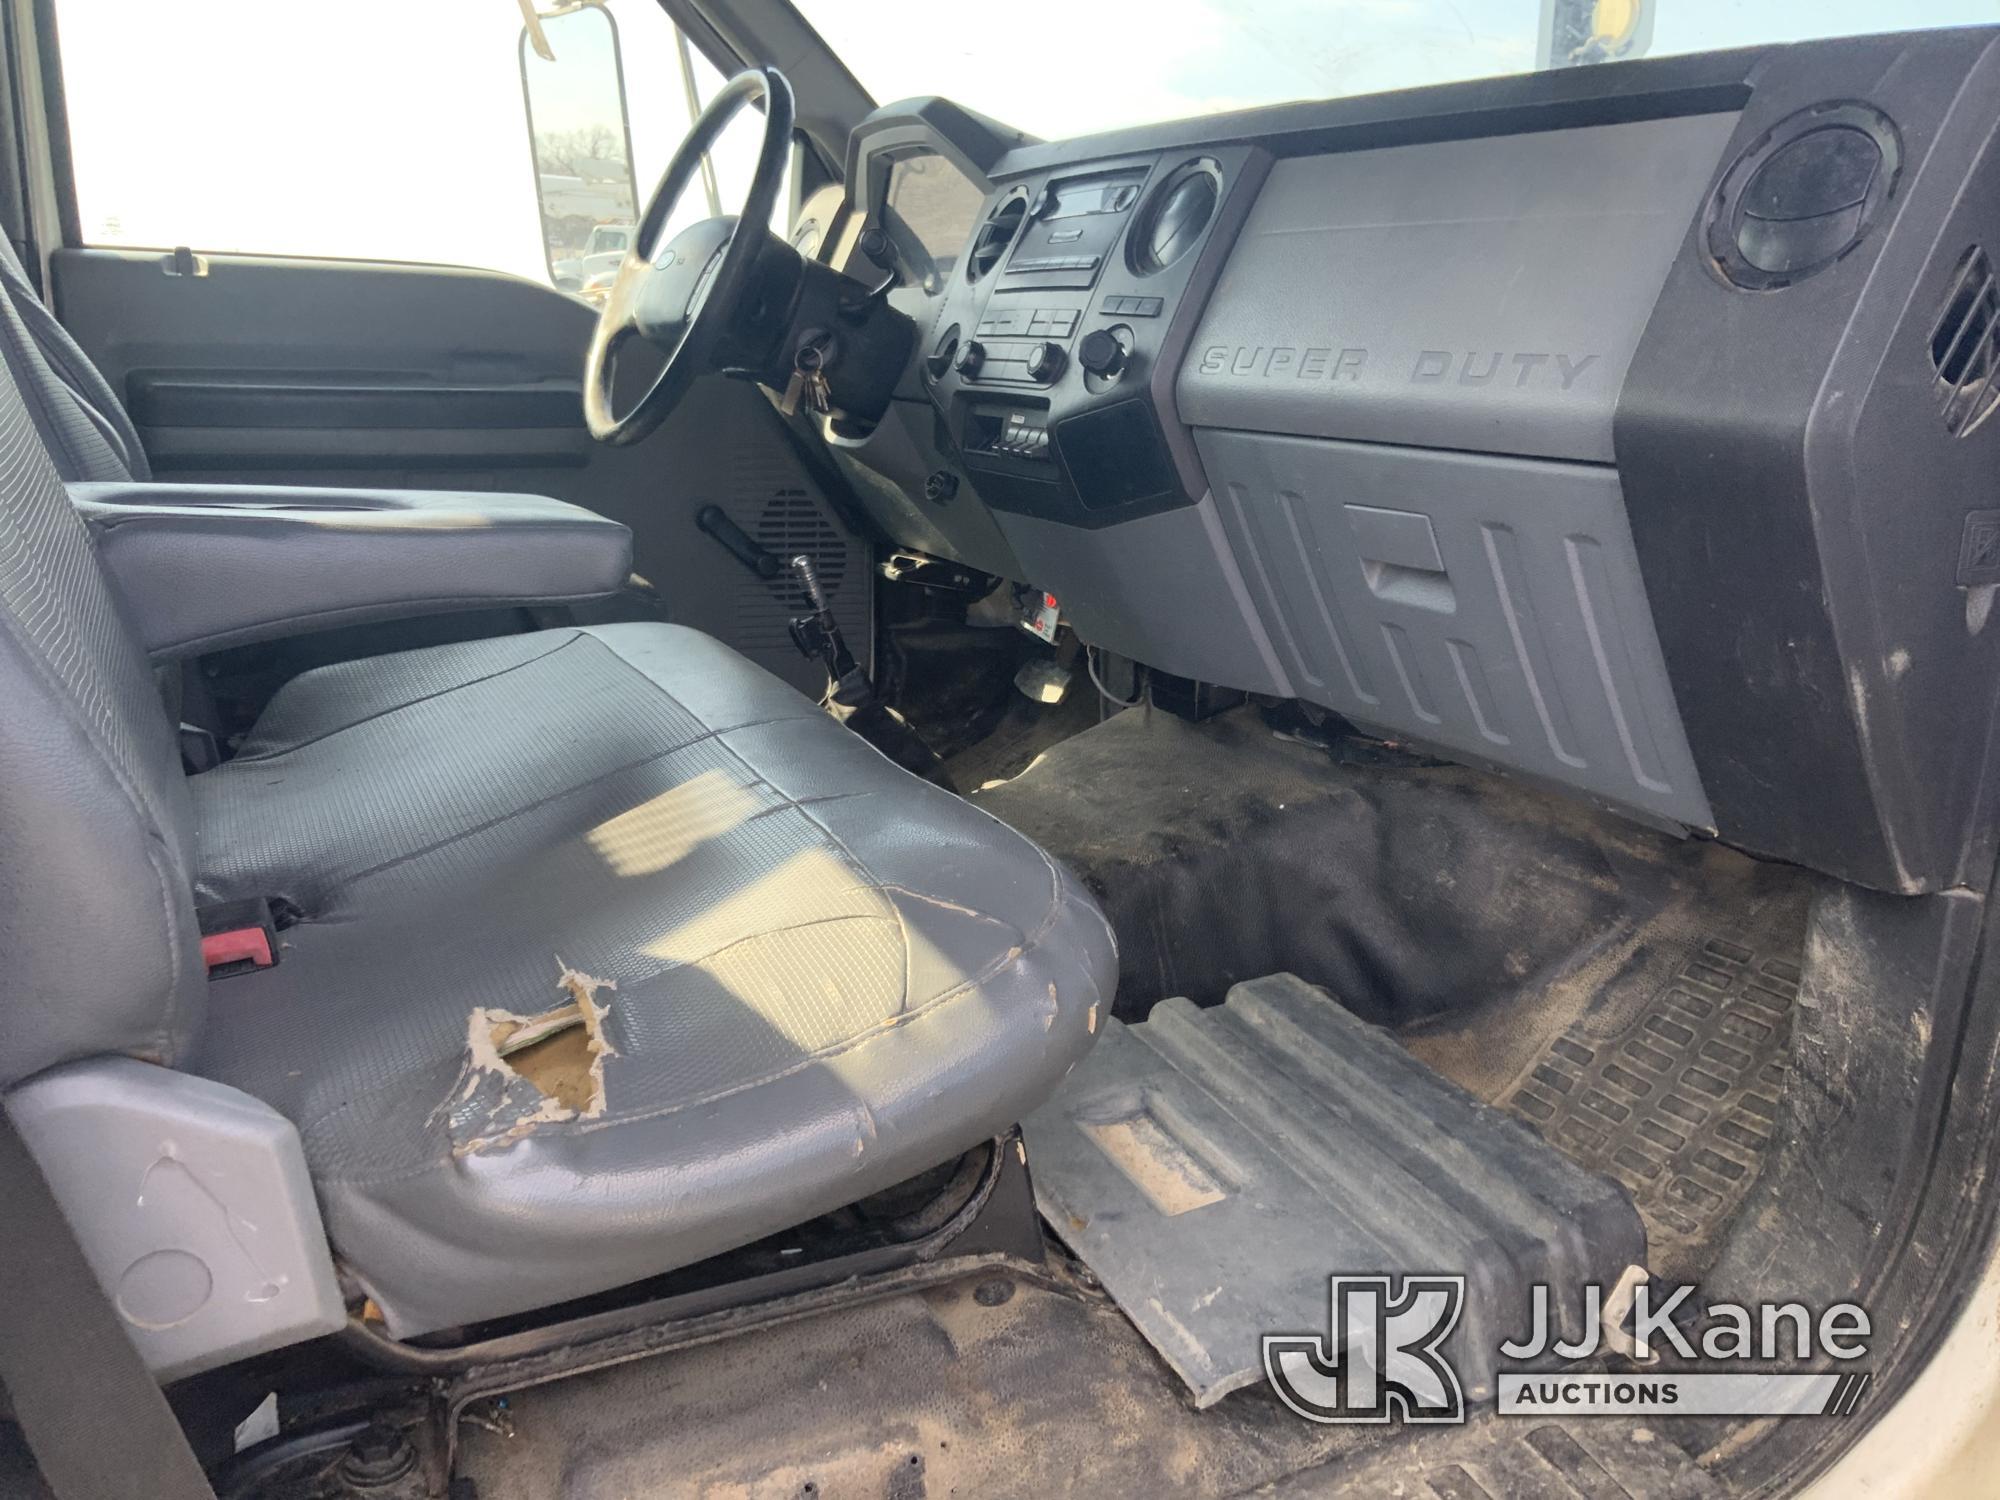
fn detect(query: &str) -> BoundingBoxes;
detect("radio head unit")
[995,167,1149,290]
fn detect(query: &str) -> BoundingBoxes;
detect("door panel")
[49,247,870,695]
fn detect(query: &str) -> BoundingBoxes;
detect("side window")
[525,15,794,298]
[50,0,777,292]
[882,154,988,292]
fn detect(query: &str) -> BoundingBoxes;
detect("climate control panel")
[918,145,1260,527]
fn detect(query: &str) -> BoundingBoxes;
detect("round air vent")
[966,192,1027,283]
[1130,158,1222,277]
[1705,103,1900,291]
[925,322,961,383]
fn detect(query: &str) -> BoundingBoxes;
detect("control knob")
[1078,328,1127,380]
[924,335,958,382]
[1024,340,1066,383]
[856,225,892,266]
[955,340,986,378]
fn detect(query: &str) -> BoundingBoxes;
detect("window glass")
[882,153,987,289]
[658,39,795,247]
[52,0,778,288]
[794,0,2000,142]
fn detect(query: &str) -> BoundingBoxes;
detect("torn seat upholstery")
[0,343,1116,1337]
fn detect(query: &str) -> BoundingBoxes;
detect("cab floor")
[457,1265,1363,1498]
[973,703,1814,1279]
[456,1261,1714,1500]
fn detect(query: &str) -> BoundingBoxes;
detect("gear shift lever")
[785,554,955,790]
[788,554,871,708]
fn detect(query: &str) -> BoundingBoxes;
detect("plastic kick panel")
[6,1057,345,1378]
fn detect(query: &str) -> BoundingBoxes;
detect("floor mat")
[1022,975,1644,1407]
[1269,1410,1722,1498]
[1404,899,1808,1282]
[976,705,1814,1277]
[456,1261,1719,1500]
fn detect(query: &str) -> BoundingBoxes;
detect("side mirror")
[519,3,640,298]
[1537,0,1655,68]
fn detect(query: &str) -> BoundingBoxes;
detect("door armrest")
[71,482,633,658]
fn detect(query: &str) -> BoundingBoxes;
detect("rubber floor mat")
[1267,1410,1722,1499]
[1406,881,1810,1281]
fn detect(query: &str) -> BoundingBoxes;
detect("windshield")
[794,0,1998,141]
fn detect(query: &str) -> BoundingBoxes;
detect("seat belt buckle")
[198,897,280,978]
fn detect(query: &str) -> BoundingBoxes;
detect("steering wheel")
[584,65,795,445]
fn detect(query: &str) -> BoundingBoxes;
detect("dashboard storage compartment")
[1196,430,1711,829]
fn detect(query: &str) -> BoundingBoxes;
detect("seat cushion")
[187,624,1115,1336]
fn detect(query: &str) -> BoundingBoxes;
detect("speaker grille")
[756,492,846,610]
[1931,246,2000,438]
[729,488,847,654]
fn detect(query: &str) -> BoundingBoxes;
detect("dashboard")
[811,26,2000,899]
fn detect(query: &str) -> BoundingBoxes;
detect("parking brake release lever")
[696,505,782,579]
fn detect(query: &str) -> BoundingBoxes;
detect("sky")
[797,0,2000,140]
[50,0,2000,285]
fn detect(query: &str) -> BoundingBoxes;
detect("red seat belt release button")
[201,926,274,972]
[196,897,281,978]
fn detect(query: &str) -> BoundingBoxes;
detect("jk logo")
[1263,1275,1467,1424]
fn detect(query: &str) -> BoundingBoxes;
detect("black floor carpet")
[941,685,1102,792]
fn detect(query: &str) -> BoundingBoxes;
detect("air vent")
[1130,159,1222,277]
[966,194,1026,283]
[1703,102,1900,291]
[1931,246,2000,438]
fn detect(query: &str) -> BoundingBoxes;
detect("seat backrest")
[0,282,200,1089]
[0,238,147,482]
